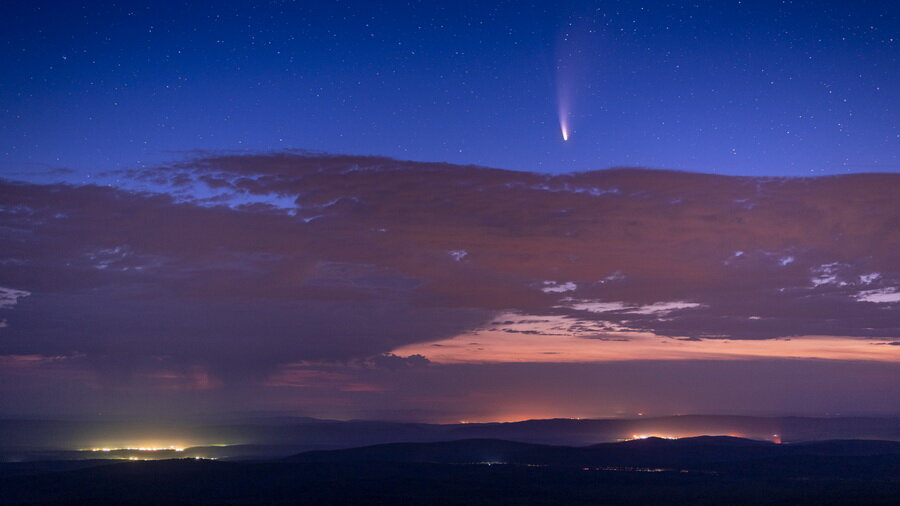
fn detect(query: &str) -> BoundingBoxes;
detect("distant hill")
[3,415,900,462]
[286,436,900,469]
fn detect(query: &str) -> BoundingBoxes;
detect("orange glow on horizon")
[85,445,185,452]
[392,313,900,365]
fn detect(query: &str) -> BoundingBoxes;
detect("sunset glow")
[393,313,900,364]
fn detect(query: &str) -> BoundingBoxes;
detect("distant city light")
[86,445,185,452]
[629,434,676,440]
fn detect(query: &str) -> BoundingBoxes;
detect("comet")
[555,31,575,143]
[554,14,597,143]
[557,80,572,142]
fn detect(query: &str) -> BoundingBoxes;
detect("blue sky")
[1,0,898,181]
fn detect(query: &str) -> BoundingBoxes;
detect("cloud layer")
[1,152,899,417]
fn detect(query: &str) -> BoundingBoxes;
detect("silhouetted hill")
[3,415,900,462]
[286,436,900,469]
[602,435,772,448]
[442,415,900,446]
[286,439,567,465]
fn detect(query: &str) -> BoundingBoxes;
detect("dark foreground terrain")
[2,437,900,505]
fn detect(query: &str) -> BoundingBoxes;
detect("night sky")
[3,0,898,178]
[0,1,899,421]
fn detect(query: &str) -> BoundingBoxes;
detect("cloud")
[541,281,577,293]
[860,273,881,284]
[448,250,468,262]
[1,151,899,405]
[856,288,900,303]
[560,299,703,315]
[0,287,30,309]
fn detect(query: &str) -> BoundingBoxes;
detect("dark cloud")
[1,152,899,409]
